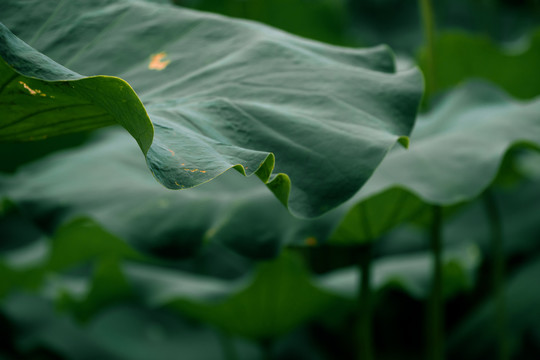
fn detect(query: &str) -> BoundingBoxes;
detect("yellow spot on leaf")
[174,181,180,186]
[19,81,45,96]
[205,228,217,239]
[201,170,207,173]
[148,52,170,71]
[167,149,175,156]
[181,163,185,166]
[304,237,318,246]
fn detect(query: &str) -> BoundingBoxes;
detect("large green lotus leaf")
[0,128,425,258]
[4,81,540,258]
[6,80,536,259]
[0,130,329,259]
[448,256,540,359]
[0,0,423,217]
[418,30,540,100]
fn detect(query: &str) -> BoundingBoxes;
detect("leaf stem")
[218,331,239,360]
[419,0,437,96]
[357,243,374,360]
[427,205,444,360]
[483,190,509,360]
[259,338,273,360]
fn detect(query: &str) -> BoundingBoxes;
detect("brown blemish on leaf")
[304,237,318,246]
[167,149,175,156]
[148,52,170,71]
[182,168,207,173]
[19,81,45,96]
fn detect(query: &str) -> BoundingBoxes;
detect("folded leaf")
[0,0,423,217]
[325,80,540,244]
[357,81,540,206]
[4,81,540,256]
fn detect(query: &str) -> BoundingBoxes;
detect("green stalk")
[419,0,437,96]
[259,338,273,360]
[483,191,509,360]
[427,205,444,360]
[357,243,374,360]
[218,331,239,360]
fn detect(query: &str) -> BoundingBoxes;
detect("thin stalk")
[357,243,374,360]
[483,190,509,360]
[427,205,444,360]
[419,0,437,95]
[259,338,273,360]
[218,331,239,360]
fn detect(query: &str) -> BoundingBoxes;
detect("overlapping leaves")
[3,81,540,258]
[0,0,423,217]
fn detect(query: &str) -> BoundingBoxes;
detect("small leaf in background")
[129,251,340,339]
[448,257,540,359]
[357,81,540,206]
[418,30,540,100]
[316,243,481,300]
[1,294,256,360]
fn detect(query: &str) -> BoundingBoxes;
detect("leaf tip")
[398,136,410,149]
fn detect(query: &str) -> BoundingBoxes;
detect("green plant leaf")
[126,251,340,339]
[176,0,351,46]
[316,243,481,300]
[0,130,303,259]
[321,80,540,245]
[1,294,251,360]
[0,0,423,217]
[6,81,539,256]
[350,0,540,55]
[448,256,540,359]
[355,81,540,205]
[443,177,540,257]
[37,251,341,340]
[418,30,540,100]
[0,129,417,258]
